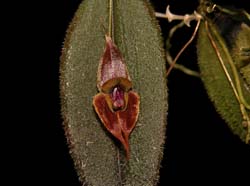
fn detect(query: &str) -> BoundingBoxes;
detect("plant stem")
[166,19,201,76]
[109,0,114,40]
[166,21,200,77]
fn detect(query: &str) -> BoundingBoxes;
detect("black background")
[16,0,250,185]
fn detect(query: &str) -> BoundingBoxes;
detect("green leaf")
[232,23,250,88]
[60,0,167,185]
[197,20,250,142]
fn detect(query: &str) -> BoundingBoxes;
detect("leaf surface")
[197,20,250,142]
[60,0,168,185]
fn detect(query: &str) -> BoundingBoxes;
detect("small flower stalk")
[155,5,202,27]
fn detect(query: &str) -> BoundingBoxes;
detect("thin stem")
[155,5,202,27]
[166,51,200,77]
[168,21,185,42]
[166,21,200,77]
[215,4,250,21]
[155,12,167,19]
[108,0,114,40]
[240,104,250,143]
[166,19,201,76]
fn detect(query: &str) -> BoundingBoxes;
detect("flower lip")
[110,86,125,110]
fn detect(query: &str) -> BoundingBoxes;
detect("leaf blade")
[60,0,168,185]
[197,20,250,142]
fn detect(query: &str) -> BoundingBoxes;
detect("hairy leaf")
[60,0,167,185]
[197,20,250,142]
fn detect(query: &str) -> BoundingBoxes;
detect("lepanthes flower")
[93,36,140,159]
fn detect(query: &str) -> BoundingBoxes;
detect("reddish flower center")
[110,86,125,110]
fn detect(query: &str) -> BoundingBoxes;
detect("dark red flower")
[93,36,140,159]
